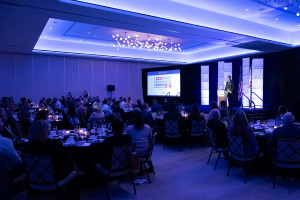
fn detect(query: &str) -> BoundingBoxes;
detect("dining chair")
[189,119,205,146]
[227,135,264,183]
[95,143,136,200]
[273,139,300,188]
[207,128,229,170]
[22,154,78,199]
[164,120,182,149]
[139,132,157,184]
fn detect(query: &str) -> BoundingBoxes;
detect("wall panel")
[0,53,165,103]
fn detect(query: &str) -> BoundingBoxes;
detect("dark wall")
[142,47,300,120]
[261,48,300,120]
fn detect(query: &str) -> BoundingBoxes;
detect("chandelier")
[112,32,181,52]
[264,0,300,15]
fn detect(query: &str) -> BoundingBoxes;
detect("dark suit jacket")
[268,125,300,149]
[225,80,234,93]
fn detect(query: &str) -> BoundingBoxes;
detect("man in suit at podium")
[224,76,234,110]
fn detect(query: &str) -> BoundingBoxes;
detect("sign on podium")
[217,90,226,106]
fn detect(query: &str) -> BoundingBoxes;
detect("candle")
[79,129,83,133]
[66,131,70,134]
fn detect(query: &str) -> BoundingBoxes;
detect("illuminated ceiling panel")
[33,18,259,64]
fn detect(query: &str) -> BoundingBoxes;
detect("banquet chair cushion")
[95,164,130,177]
[231,152,264,162]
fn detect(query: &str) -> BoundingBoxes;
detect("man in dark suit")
[224,76,234,109]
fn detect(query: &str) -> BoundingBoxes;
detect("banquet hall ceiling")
[0,0,298,64]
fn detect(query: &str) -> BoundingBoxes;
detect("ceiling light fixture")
[112,32,181,52]
[264,0,300,16]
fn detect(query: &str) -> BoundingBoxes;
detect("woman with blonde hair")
[88,103,105,127]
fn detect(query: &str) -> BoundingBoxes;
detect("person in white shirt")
[120,98,127,109]
[102,99,112,117]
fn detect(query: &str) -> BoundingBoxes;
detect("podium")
[217,90,226,106]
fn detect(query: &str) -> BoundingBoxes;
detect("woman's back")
[126,124,152,156]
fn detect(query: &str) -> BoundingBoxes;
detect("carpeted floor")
[13,144,300,200]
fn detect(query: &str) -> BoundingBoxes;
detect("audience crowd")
[1,91,300,199]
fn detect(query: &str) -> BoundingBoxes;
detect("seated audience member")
[101,119,132,169]
[151,99,163,113]
[163,103,182,121]
[207,109,229,158]
[77,106,88,128]
[275,105,288,126]
[0,108,20,141]
[205,101,219,125]
[188,103,203,121]
[88,103,105,127]
[134,99,143,110]
[39,98,48,109]
[5,102,23,138]
[35,109,49,121]
[228,110,259,157]
[188,103,205,132]
[163,98,172,111]
[53,97,62,111]
[102,100,112,117]
[126,110,154,172]
[0,118,22,171]
[18,97,27,110]
[127,97,133,107]
[0,117,22,200]
[24,120,74,181]
[126,110,152,157]
[141,103,155,128]
[209,101,218,110]
[268,112,300,149]
[112,101,124,120]
[120,98,127,109]
[219,100,229,118]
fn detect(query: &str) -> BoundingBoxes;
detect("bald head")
[283,112,294,126]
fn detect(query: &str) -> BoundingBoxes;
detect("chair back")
[23,154,57,188]
[276,139,300,168]
[207,128,217,149]
[191,119,204,135]
[165,120,180,136]
[143,132,157,162]
[228,135,246,159]
[110,143,134,172]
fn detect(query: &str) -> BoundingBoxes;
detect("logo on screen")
[154,76,172,88]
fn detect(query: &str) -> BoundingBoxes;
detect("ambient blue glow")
[60,0,299,45]
[33,18,260,63]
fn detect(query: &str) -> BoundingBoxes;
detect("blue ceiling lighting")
[33,18,260,64]
[32,0,300,63]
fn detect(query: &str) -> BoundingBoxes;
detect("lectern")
[217,90,226,106]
